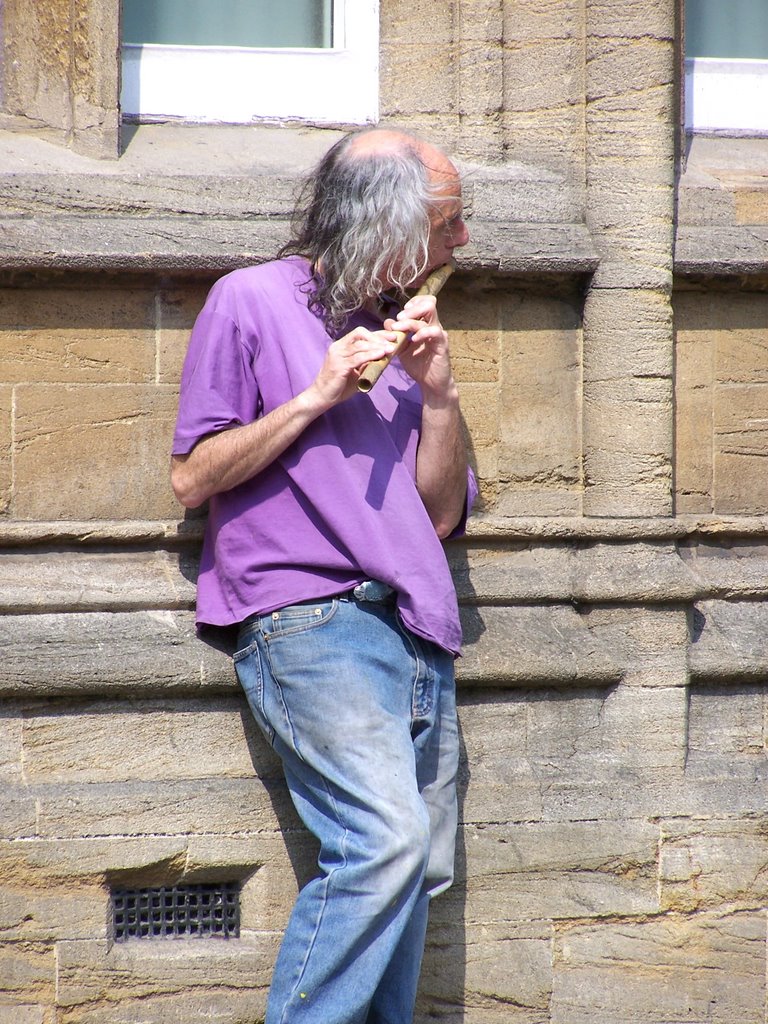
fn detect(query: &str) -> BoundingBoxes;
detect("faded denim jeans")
[234,591,459,1024]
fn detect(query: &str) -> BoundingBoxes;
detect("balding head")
[278,127,464,330]
[345,128,460,191]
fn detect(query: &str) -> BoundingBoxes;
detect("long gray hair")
[278,131,437,332]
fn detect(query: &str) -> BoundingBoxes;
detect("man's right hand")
[308,327,397,409]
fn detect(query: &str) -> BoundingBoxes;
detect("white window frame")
[685,58,768,133]
[121,0,379,125]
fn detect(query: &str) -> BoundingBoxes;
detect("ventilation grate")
[111,882,240,942]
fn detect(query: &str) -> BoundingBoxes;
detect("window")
[121,0,379,125]
[685,0,768,132]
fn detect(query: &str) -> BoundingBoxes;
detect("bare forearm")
[416,383,468,538]
[172,325,398,508]
[171,390,324,508]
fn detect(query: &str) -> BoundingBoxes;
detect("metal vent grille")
[111,882,240,942]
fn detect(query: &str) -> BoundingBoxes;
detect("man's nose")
[451,219,470,248]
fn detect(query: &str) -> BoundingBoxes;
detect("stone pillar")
[581,0,676,516]
[1,0,120,158]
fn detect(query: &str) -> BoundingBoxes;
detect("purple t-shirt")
[172,257,475,656]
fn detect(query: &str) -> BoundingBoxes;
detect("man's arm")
[386,295,469,538]
[171,325,397,509]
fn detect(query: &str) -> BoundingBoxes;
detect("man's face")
[426,180,469,273]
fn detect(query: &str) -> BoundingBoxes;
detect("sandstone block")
[420,920,552,1023]
[660,817,768,912]
[502,38,583,114]
[13,384,181,520]
[0,1006,46,1024]
[381,0,455,45]
[157,281,213,385]
[457,605,621,687]
[55,937,274,1013]
[0,286,156,384]
[500,110,586,177]
[34,776,294,841]
[501,0,583,40]
[0,611,234,696]
[0,786,38,840]
[688,680,766,757]
[448,541,697,606]
[468,175,583,224]
[580,605,690,686]
[451,819,659,921]
[0,549,196,614]
[457,686,686,825]
[714,387,768,515]
[585,0,673,39]
[21,696,267,785]
[551,911,765,1024]
[439,289,501,385]
[0,714,22,781]
[679,540,768,599]
[0,941,55,1002]
[689,600,768,682]
[498,293,581,491]
[380,43,456,115]
[585,35,674,112]
[0,387,11,515]
[0,877,107,942]
[459,44,504,118]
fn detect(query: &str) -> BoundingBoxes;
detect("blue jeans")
[234,591,459,1024]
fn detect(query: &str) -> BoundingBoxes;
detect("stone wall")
[3,0,768,1021]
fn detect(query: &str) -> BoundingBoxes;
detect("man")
[171,127,474,1024]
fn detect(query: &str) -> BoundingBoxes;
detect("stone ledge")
[675,225,768,277]
[0,216,598,277]
[2,537,765,614]
[0,124,599,277]
[0,606,621,696]
[5,516,768,548]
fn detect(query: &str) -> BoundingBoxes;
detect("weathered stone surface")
[22,697,267,784]
[579,606,689,687]
[56,937,274,1014]
[156,281,212,385]
[675,226,768,276]
[440,287,501,384]
[450,820,659,921]
[679,539,768,598]
[675,290,768,514]
[660,817,768,912]
[420,920,553,1023]
[2,0,119,158]
[34,776,292,841]
[689,600,768,681]
[0,387,11,515]
[0,941,55,1002]
[458,685,687,824]
[0,611,233,695]
[0,550,196,613]
[449,542,698,605]
[0,1005,46,1024]
[498,293,581,507]
[550,911,766,1024]
[0,286,156,384]
[0,787,38,840]
[0,601,621,696]
[13,383,180,520]
[582,289,674,518]
[457,605,621,686]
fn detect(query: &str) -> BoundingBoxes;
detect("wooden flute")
[356,262,455,393]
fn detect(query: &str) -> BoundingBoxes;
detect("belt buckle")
[352,579,395,603]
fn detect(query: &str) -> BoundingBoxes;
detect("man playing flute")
[171,127,475,1024]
